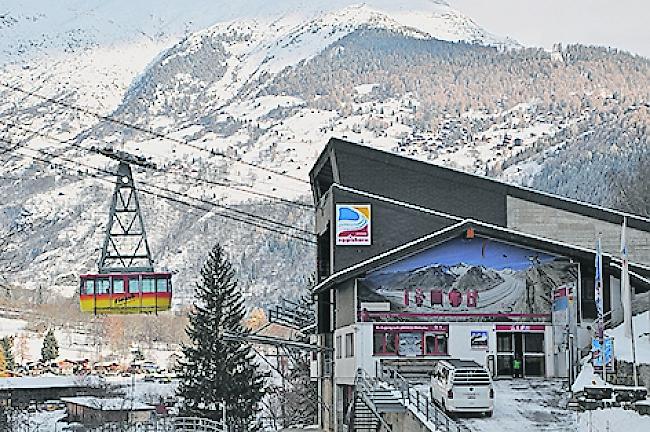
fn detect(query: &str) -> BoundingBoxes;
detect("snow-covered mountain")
[0,0,647,310]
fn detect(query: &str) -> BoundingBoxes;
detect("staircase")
[353,394,381,432]
[348,369,406,431]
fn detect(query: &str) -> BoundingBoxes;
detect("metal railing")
[356,368,393,432]
[83,417,225,432]
[379,367,470,432]
[173,417,226,432]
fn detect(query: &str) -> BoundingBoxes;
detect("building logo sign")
[336,204,371,246]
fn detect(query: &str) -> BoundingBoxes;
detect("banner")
[470,330,489,350]
[357,236,578,322]
[591,337,615,373]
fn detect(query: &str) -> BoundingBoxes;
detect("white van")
[430,359,494,417]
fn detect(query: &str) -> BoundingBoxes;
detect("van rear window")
[453,370,491,385]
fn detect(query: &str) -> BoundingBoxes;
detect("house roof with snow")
[61,397,154,412]
[0,375,102,390]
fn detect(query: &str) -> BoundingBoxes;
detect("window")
[336,335,342,359]
[398,332,422,356]
[156,278,168,293]
[128,278,140,294]
[373,332,398,355]
[112,278,125,294]
[581,274,597,319]
[97,279,110,295]
[385,333,397,354]
[345,333,354,358]
[424,333,448,355]
[497,333,513,352]
[373,332,385,354]
[525,333,544,353]
[437,334,448,354]
[84,279,95,295]
[142,278,155,293]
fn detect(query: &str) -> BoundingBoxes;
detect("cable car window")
[156,278,168,293]
[142,278,155,293]
[97,279,110,295]
[113,278,125,294]
[84,280,95,295]
[128,278,139,294]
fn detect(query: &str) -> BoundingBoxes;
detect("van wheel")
[485,411,493,418]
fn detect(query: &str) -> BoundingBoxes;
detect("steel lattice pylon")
[99,161,154,273]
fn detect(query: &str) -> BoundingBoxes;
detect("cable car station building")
[309,138,650,431]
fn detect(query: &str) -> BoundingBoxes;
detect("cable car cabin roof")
[80,272,172,278]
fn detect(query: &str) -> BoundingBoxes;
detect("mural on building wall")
[357,236,578,322]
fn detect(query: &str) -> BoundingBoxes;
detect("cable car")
[79,272,172,314]
[80,158,172,314]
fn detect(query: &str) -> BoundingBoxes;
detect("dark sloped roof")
[313,137,650,231]
[312,218,650,294]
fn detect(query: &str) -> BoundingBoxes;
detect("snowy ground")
[608,311,650,364]
[411,378,576,431]
[454,379,577,432]
[577,408,650,432]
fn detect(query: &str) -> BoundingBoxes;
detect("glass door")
[496,332,513,376]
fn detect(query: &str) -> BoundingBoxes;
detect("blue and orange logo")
[336,204,371,245]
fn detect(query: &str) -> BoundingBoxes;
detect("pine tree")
[41,329,59,362]
[0,337,14,371]
[177,244,266,430]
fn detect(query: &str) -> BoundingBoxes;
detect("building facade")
[309,138,650,432]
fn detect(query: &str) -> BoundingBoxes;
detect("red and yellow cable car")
[80,157,173,315]
[79,272,172,314]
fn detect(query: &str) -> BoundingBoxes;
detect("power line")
[0,139,317,245]
[3,122,313,210]
[0,82,310,184]
[0,131,314,237]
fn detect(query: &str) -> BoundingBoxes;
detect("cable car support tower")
[99,160,153,274]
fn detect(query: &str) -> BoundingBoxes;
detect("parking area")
[456,379,577,432]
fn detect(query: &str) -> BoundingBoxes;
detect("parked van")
[430,359,494,417]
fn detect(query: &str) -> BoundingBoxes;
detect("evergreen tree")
[177,244,266,430]
[41,329,59,362]
[0,337,14,371]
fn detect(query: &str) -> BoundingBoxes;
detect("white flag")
[621,217,632,338]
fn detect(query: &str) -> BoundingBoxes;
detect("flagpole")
[621,216,639,387]
[595,236,606,381]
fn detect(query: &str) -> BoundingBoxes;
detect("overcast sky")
[449,0,649,58]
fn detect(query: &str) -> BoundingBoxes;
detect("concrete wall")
[383,410,435,432]
[507,196,650,266]
[334,325,357,385]
[335,280,356,328]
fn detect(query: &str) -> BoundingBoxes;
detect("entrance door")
[496,333,513,376]
[496,332,545,377]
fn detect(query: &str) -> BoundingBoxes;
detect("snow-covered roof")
[0,375,102,390]
[61,397,154,411]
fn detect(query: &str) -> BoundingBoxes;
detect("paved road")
[457,379,577,432]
